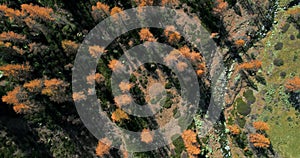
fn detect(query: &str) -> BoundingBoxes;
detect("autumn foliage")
[181,130,201,156]
[21,3,54,21]
[2,86,29,113]
[0,63,31,80]
[235,39,245,48]
[111,109,129,122]
[213,0,228,13]
[228,124,241,135]
[285,77,300,92]
[95,138,111,157]
[238,60,262,71]
[249,133,270,148]
[139,28,156,42]
[140,129,154,143]
[253,121,269,131]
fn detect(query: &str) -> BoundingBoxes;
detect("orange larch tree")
[249,133,270,148]
[228,124,241,135]
[111,108,129,122]
[285,77,300,92]
[238,60,262,71]
[2,86,30,113]
[21,3,54,21]
[23,79,42,92]
[140,128,154,143]
[253,121,269,132]
[139,28,156,42]
[72,91,87,102]
[235,39,245,48]
[95,138,111,157]
[181,130,201,157]
[41,78,69,103]
[89,45,107,58]
[61,40,79,56]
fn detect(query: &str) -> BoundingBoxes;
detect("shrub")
[281,23,290,33]
[243,90,256,104]
[273,58,284,66]
[274,42,283,50]
[290,35,295,40]
[280,72,287,78]
[236,97,251,116]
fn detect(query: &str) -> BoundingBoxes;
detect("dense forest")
[0,0,299,157]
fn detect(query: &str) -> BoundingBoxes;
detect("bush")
[274,42,283,50]
[281,23,290,33]
[255,75,267,85]
[236,98,251,116]
[290,35,295,40]
[273,58,284,66]
[243,90,256,104]
[280,72,287,78]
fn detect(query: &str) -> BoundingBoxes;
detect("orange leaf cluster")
[2,86,29,113]
[0,63,31,78]
[164,25,181,44]
[249,133,270,148]
[61,40,79,56]
[12,46,25,55]
[91,2,110,21]
[95,138,111,157]
[228,124,241,135]
[238,60,262,71]
[253,121,269,131]
[119,82,133,92]
[285,77,300,92]
[110,6,125,19]
[235,39,245,48]
[0,31,26,42]
[42,78,69,103]
[111,109,129,122]
[21,3,54,21]
[140,129,153,143]
[139,28,156,42]
[213,0,228,13]
[86,73,104,85]
[114,94,132,107]
[92,2,110,13]
[0,4,22,20]
[161,0,179,6]
[181,130,201,156]
[89,45,106,58]
[72,91,87,102]
[108,59,125,72]
[23,79,42,92]
[178,46,205,76]
[135,0,154,6]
